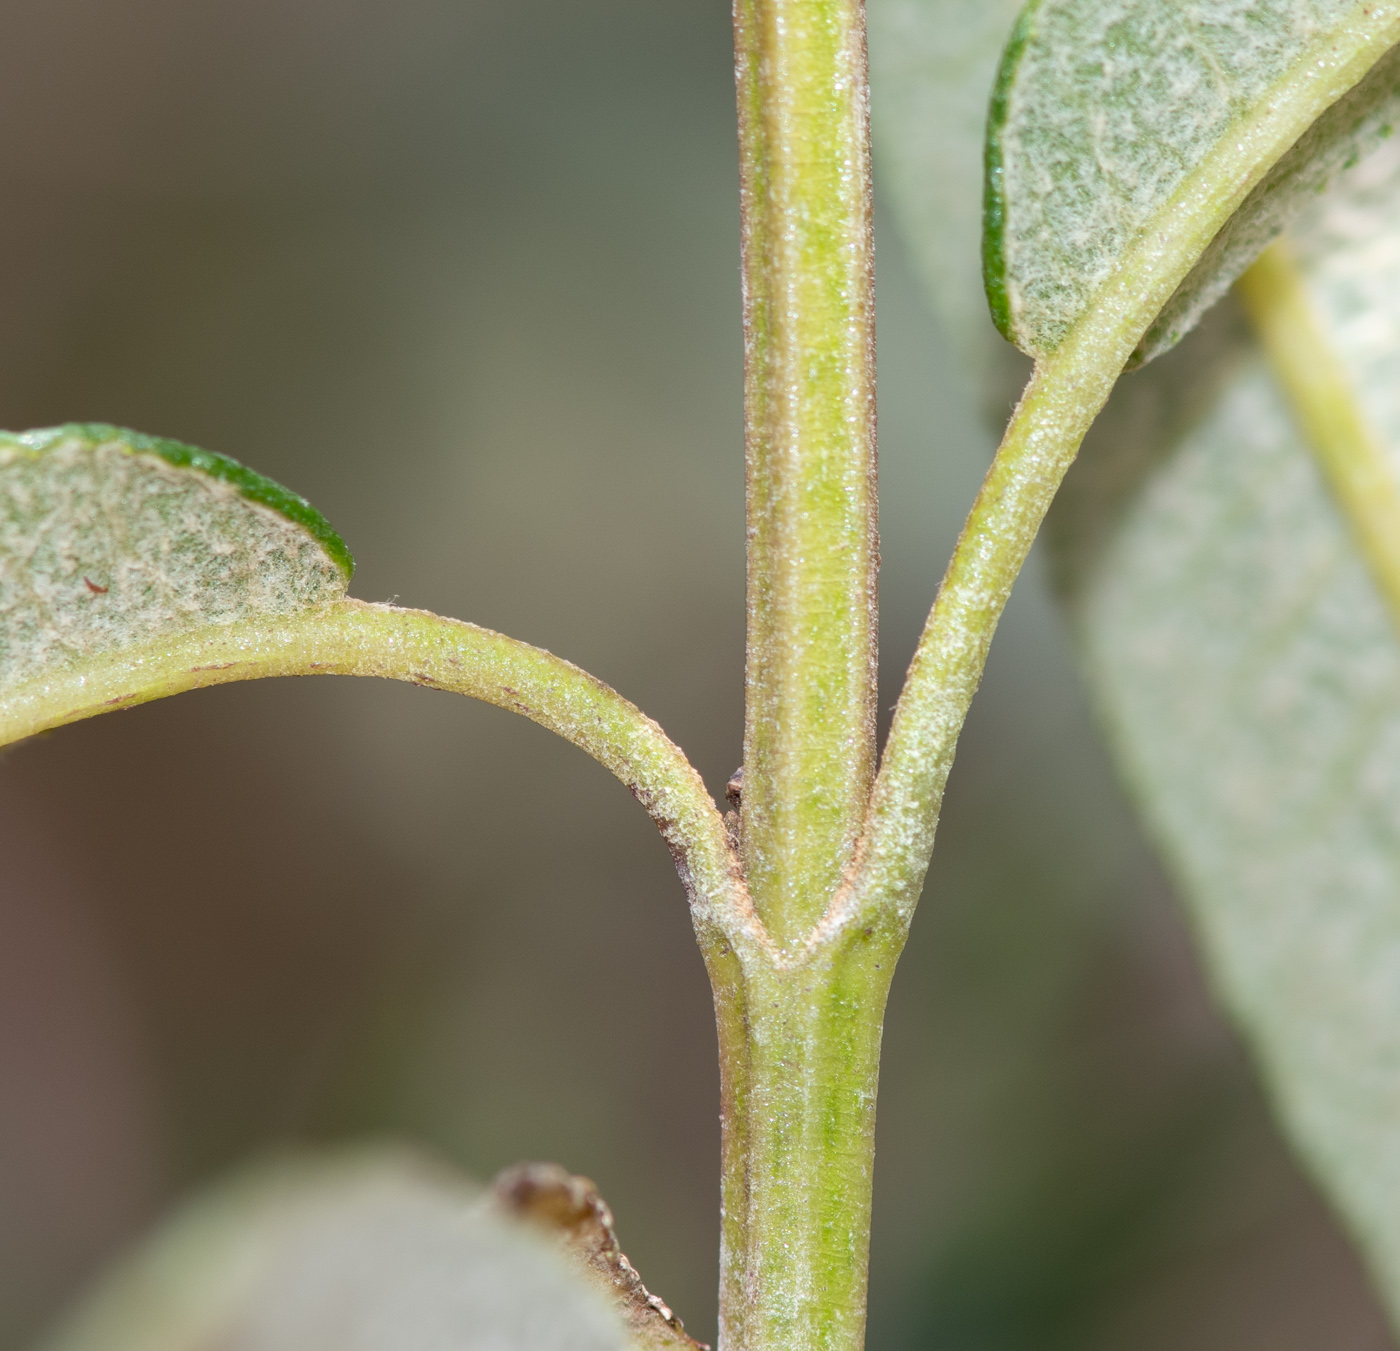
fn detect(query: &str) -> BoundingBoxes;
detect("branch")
[734,0,878,951]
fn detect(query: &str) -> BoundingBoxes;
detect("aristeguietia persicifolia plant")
[13,1,1400,1347]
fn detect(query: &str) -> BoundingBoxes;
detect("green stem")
[779,41,1400,1285]
[712,369,1116,1351]
[0,598,758,967]
[842,338,1122,937]
[717,938,894,1351]
[721,3,882,1348]
[734,0,878,951]
[1238,239,1400,628]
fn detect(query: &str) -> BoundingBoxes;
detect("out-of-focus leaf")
[34,1148,634,1351]
[1046,145,1400,1317]
[980,0,1400,361]
[0,423,350,722]
[489,1163,707,1351]
[1272,141,1400,458]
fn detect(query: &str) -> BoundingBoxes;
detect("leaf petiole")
[0,597,757,970]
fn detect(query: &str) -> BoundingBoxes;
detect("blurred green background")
[0,2,1392,1347]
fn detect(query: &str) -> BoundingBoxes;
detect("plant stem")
[720,3,884,1348]
[734,0,878,951]
[716,939,895,1351]
[719,4,1398,1315]
[1238,239,1400,628]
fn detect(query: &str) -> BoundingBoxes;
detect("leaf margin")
[3,423,355,582]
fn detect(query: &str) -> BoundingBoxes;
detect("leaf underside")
[1139,40,1400,364]
[1050,133,1400,1318]
[0,424,350,702]
[985,0,1399,361]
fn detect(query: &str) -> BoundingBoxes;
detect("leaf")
[1141,42,1400,364]
[1045,144,1400,1319]
[489,1163,708,1351]
[35,1149,635,1351]
[868,0,1026,344]
[982,0,1400,361]
[0,423,351,706]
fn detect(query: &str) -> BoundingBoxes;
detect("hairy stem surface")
[847,343,1120,936]
[735,0,878,950]
[723,2,883,1349]
[0,598,757,966]
[717,939,895,1351]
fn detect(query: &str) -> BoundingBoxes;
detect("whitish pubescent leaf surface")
[1141,41,1400,362]
[37,1150,633,1351]
[0,424,351,699]
[983,0,1400,361]
[871,0,1400,1318]
[1049,141,1400,1321]
[868,0,1026,346]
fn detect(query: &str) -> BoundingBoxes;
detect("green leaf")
[35,1149,634,1351]
[0,423,350,721]
[1048,145,1400,1316]
[983,0,1400,362]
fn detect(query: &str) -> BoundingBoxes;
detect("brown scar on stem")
[83,577,108,594]
[190,663,240,673]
